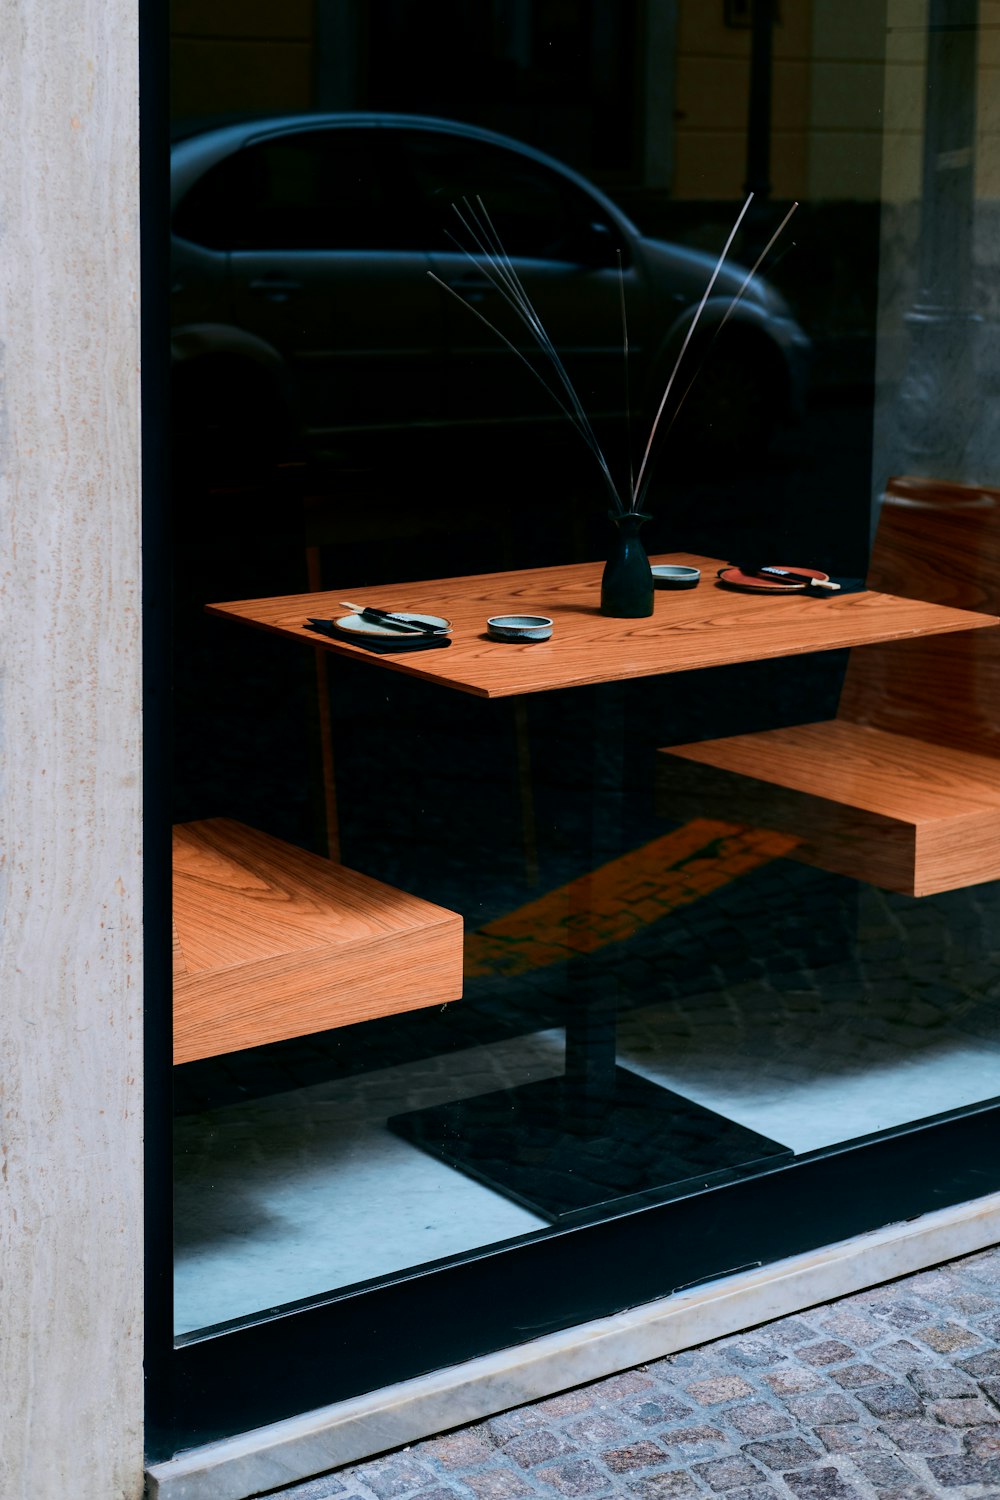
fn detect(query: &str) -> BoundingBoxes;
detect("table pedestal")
[389,980,790,1223]
[388,1060,790,1223]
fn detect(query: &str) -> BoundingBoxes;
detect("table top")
[206,552,999,700]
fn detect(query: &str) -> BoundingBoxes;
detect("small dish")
[334,611,451,639]
[652,564,701,589]
[487,614,553,642]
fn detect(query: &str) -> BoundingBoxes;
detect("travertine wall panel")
[0,0,144,1496]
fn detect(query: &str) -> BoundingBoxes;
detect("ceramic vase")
[600,511,654,617]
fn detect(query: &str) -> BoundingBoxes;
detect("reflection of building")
[171,1,888,203]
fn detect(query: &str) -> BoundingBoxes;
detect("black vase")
[600,511,654,617]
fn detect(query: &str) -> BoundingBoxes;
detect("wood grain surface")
[662,723,1000,896]
[839,479,1000,756]
[205,551,997,699]
[658,481,1000,896]
[173,819,463,1064]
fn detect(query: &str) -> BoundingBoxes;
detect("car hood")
[634,234,778,313]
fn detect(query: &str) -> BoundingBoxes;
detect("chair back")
[837,475,1000,757]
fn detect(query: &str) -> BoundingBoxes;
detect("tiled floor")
[269,1244,1000,1500]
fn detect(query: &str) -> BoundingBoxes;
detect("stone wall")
[0,0,144,1495]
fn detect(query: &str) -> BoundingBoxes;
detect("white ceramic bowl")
[487,614,554,642]
[651,564,701,589]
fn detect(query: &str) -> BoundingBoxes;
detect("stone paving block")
[460,1470,537,1500]
[418,1432,497,1470]
[957,1349,1000,1378]
[811,1310,883,1346]
[742,1436,823,1471]
[342,1457,439,1499]
[794,1342,857,1367]
[906,1366,978,1399]
[784,1393,860,1427]
[724,1402,793,1438]
[855,1386,923,1420]
[623,1396,693,1426]
[876,1420,962,1455]
[968,1310,1000,1341]
[626,1474,702,1499]
[504,1428,576,1469]
[978,1375,1000,1406]
[872,1343,936,1376]
[849,1451,934,1499]
[279,1477,350,1498]
[914,1322,980,1354]
[781,1467,865,1500]
[714,1338,786,1370]
[409,1487,466,1500]
[691,1454,765,1491]
[814,1424,887,1454]
[534,1389,605,1420]
[600,1441,671,1474]
[662,1425,729,1460]
[686,1376,755,1406]
[760,1319,817,1348]
[964,1421,1000,1457]
[927,1394,1000,1426]
[763,1369,827,1396]
[829,1364,889,1390]
[534,1458,611,1496]
[593,1371,656,1399]
[860,1301,932,1332]
[959,1249,1000,1287]
[715,1489,781,1500]
[563,1414,631,1449]
[925,1452,1000,1487]
[487,1410,550,1443]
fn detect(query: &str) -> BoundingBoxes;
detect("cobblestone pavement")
[271,1246,1000,1500]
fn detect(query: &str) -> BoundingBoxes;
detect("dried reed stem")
[631,193,754,509]
[635,200,800,510]
[435,189,797,521]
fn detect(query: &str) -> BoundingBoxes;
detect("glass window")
[173,129,402,250]
[156,0,1000,1457]
[401,129,622,260]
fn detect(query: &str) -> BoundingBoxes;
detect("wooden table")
[206,550,998,699]
[207,553,999,1220]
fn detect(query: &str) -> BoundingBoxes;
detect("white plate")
[333,611,451,640]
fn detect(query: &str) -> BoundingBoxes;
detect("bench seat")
[663,721,1000,898]
[173,818,463,1064]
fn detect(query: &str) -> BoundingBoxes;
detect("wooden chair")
[173,818,463,1064]
[657,477,1000,897]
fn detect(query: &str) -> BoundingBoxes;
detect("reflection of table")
[208,553,998,1220]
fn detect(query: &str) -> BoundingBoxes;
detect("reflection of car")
[170,112,809,475]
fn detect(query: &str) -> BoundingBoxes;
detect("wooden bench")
[173,818,463,1064]
[657,478,1000,897]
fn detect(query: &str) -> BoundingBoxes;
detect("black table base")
[389,1067,791,1223]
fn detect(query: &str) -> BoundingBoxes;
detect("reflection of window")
[173,130,402,251]
[402,132,619,261]
[724,0,782,25]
